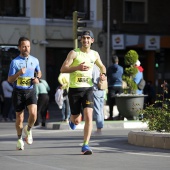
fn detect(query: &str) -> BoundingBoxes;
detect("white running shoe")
[24,125,33,145]
[16,139,24,150]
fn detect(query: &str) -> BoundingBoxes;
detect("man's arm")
[33,71,42,84]
[60,50,89,73]
[95,52,107,81]
[36,71,42,79]
[8,67,26,83]
[95,52,106,73]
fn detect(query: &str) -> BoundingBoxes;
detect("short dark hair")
[18,37,30,46]
[112,55,119,63]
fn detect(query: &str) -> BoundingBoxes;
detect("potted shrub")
[122,50,138,94]
[115,50,147,120]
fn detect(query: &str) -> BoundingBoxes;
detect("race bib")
[75,77,89,83]
[17,77,31,86]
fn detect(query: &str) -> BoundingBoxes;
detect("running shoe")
[69,121,76,130]
[81,145,93,155]
[24,125,33,145]
[16,139,24,150]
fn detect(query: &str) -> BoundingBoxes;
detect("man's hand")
[78,62,89,71]
[100,73,107,81]
[8,67,27,83]
[18,67,26,76]
[32,77,39,84]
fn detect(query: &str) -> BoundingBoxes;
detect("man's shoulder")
[29,55,37,59]
[107,64,123,71]
[118,64,123,69]
[2,81,10,87]
[91,49,97,53]
[29,55,39,63]
[90,49,98,56]
[73,48,80,52]
[2,80,7,83]
[40,79,48,85]
[69,49,77,56]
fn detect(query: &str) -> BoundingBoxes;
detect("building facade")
[0,0,104,101]
[104,0,170,92]
[0,0,170,100]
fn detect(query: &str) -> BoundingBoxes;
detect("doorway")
[46,47,72,102]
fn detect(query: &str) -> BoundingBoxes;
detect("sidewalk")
[0,102,147,130]
[46,102,148,130]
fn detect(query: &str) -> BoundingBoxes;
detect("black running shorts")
[12,88,37,112]
[68,87,94,115]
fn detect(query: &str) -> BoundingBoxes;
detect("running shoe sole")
[16,146,24,150]
[82,150,93,155]
[16,140,24,150]
[81,145,93,155]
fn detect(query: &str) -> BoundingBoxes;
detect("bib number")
[76,77,89,83]
[17,77,31,86]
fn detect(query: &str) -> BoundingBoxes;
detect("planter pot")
[115,94,147,120]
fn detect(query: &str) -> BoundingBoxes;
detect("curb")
[128,130,170,150]
[46,121,148,130]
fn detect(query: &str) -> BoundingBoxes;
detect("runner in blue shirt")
[8,37,42,150]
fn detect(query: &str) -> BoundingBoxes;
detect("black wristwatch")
[102,73,107,76]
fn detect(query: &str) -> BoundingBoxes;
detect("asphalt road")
[0,122,170,170]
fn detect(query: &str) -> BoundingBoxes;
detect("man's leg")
[61,101,66,121]
[83,107,93,143]
[16,111,24,150]
[39,94,49,125]
[16,111,24,137]
[108,92,114,119]
[70,114,82,124]
[93,91,104,132]
[65,96,71,121]
[81,107,93,154]
[34,99,41,126]
[27,104,37,127]
[68,91,82,129]
[24,104,37,145]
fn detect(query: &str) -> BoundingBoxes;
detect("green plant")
[140,81,170,132]
[123,50,139,94]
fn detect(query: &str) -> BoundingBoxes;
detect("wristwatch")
[102,73,107,76]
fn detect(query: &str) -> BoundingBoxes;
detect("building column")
[29,0,46,78]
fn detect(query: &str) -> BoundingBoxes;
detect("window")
[123,0,147,23]
[0,0,25,17]
[46,0,90,19]
[0,46,19,80]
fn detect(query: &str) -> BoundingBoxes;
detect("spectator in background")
[57,73,71,122]
[92,64,105,134]
[55,85,63,110]
[134,60,144,94]
[8,82,16,121]
[143,81,155,105]
[1,79,13,121]
[55,84,70,122]
[107,55,123,120]
[0,80,4,119]
[62,89,71,122]
[35,79,50,127]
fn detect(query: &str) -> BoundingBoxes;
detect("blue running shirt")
[8,55,41,89]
